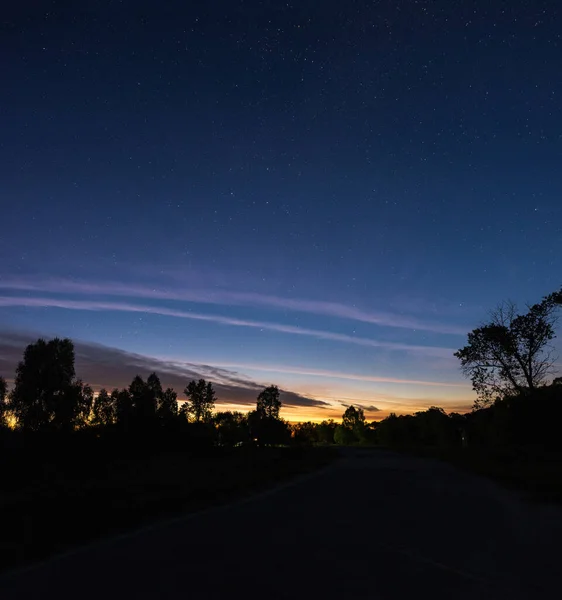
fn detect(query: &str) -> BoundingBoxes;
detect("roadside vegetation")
[293,287,562,502]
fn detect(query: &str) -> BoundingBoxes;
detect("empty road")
[1,449,560,599]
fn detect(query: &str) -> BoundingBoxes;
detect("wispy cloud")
[340,402,381,412]
[0,330,472,418]
[0,276,466,335]
[0,295,456,357]
[174,361,467,388]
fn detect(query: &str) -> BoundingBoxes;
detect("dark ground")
[0,445,334,570]
[0,448,560,599]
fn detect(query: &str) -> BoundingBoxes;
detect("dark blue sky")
[1,1,561,419]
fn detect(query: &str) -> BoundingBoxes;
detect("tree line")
[0,286,560,452]
[375,287,562,451]
[0,338,291,448]
[280,287,562,451]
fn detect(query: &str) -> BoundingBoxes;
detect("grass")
[0,444,336,572]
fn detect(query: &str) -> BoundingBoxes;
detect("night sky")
[1,1,561,420]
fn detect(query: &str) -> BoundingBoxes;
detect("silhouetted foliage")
[375,408,462,449]
[291,421,318,445]
[92,388,115,427]
[0,376,8,428]
[183,379,216,423]
[357,421,378,445]
[414,407,458,447]
[342,405,365,429]
[3,295,562,464]
[455,289,562,408]
[256,385,281,419]
[129,374,158,428]
[316,419,337,445]
[246,385,291,445]
[113,388,133,432]
[248,410,290,446]
[214,411,249,446]
[158,387,178,422]
[332,405,370,445]
[334,424,356,445]
[9,338,93,432]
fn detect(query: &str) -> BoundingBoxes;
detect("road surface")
[0,449,560,599]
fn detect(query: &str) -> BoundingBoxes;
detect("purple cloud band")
[176,361,467,388]
[0,331,328,410]
[0,277,467,335]
[0,295,455,358]
[0,331,472,416]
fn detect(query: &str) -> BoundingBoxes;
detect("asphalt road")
[1,449,560,599]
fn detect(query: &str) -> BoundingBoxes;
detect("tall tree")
[256,385,281,419]
[184,379,216,422]
[147,372,163,400]
[334,424,356,445]
[158,387,178,422]
[292,421,317,445]
[316,419,337,445]
[92,388,115,427]
[56,380,93,430]
[249,386,288,445]
[9,338,92,431]
[342,405,365,430]
[247,409,290,446]
[214,411,248,446]
[205,381,217,420]
[113,388,133,431]
[455,289,562,408]
[129,375,158,427]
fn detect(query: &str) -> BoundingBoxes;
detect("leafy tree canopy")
[455,289,562,408]
[256,385,282,419]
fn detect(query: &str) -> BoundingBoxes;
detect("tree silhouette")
[147,372,163,404]
[256,385,281,419]
[57,379,93,431]
[113,388,133,432]
[184,379,216,423]
[248,386,289,445]
[414,407,456,447]
[129,375,158,428]
[0,376,8,427]
[342,405,365,429]
[92,388,115,427]
[9,338,93,432]
[292,421,317,445]
[248,409,290,446]
[455,289,562,408]
[214,411,249,446]
[334,424,356,445]
[333,406,367,445]
[158,387,178,422]
[316,419,337,445]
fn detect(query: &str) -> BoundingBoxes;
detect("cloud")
[0,276,466,335]
[185,361,467,388]
[340,402,381,413]
[0,295,455,358]
[359,405,381,412]
[0,330,329,410]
